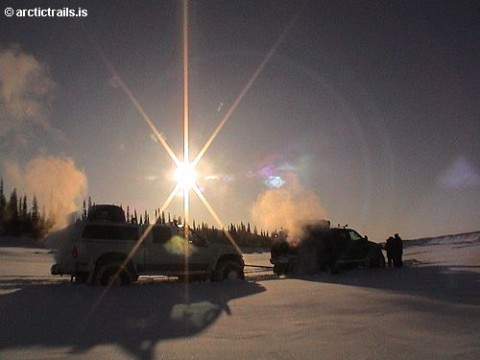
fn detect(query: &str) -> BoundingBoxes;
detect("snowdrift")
[1,232,479,359]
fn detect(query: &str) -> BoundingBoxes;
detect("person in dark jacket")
[385,236,395,267]
[392,233,403,267]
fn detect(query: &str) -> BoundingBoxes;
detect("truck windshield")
[348,230,363,241]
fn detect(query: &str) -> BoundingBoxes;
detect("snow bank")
[405,231,480,246]
[1,232,479,359]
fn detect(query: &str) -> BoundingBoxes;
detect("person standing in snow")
[385,236,395,267]
[392,233,403,267]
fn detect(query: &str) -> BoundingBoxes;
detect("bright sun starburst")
[173,162,197,191]
[93,0,302,235]
[87,0,305,310]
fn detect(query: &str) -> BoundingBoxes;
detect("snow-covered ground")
[1,233,479,359]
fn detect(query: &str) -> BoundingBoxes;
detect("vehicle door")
[343,230,369,260]
[144,225,211,273]
[143,225,178,272]
[187,229,214,272]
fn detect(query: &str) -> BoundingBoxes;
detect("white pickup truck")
[49,205,244,285]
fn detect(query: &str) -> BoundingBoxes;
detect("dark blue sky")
[1,0,479,239]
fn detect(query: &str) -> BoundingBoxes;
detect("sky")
[0,0,479,240]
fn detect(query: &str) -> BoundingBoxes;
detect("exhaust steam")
[251,173,327,243]
[4,155,88,230]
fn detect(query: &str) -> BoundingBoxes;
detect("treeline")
[146,207,276,249]
[0,179,53,238]
[0,177,277,248]
[82,203,276,248]
[193,222,275,249]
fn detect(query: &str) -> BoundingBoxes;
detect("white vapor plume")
[251,173,327,241]
[0,46,55,136]
[4,156,88,230]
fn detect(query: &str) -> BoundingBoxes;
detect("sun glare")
[174,162,197,190]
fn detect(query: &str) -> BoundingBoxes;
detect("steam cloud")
[251,173,327,241]
[0,47,86,230]
[0,46,55,136]
[4,156,88,230]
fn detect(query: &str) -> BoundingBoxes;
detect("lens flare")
[86,3,307,308]
[174,162,198,191]
[82,0,308,320]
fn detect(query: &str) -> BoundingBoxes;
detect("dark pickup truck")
[270,223,385,275]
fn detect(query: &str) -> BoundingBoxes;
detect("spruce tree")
[21,195,28,220]
[31,196,39,223]
[7,189,19,236]
[0,178,6,235]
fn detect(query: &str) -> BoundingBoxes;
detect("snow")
[1,233,479,359]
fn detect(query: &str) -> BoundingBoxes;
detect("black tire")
[74,272,89,284]
[95,262,132,286]
[321,258,340,274]
[330,264,340,274]
[366,251,386,268]
[214,260,244,281]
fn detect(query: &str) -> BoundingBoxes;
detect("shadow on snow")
[0,280,265,359]
[285,260,480,307]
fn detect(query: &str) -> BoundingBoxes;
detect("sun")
[174,162,197,191]
[95,0,297,231]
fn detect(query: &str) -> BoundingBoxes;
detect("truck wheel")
[95,263,131,286]
[326,263,340,274]
[322,259,340,274]
[214,260,244,281]
[366,251,386,268]
[74,272,89,284]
